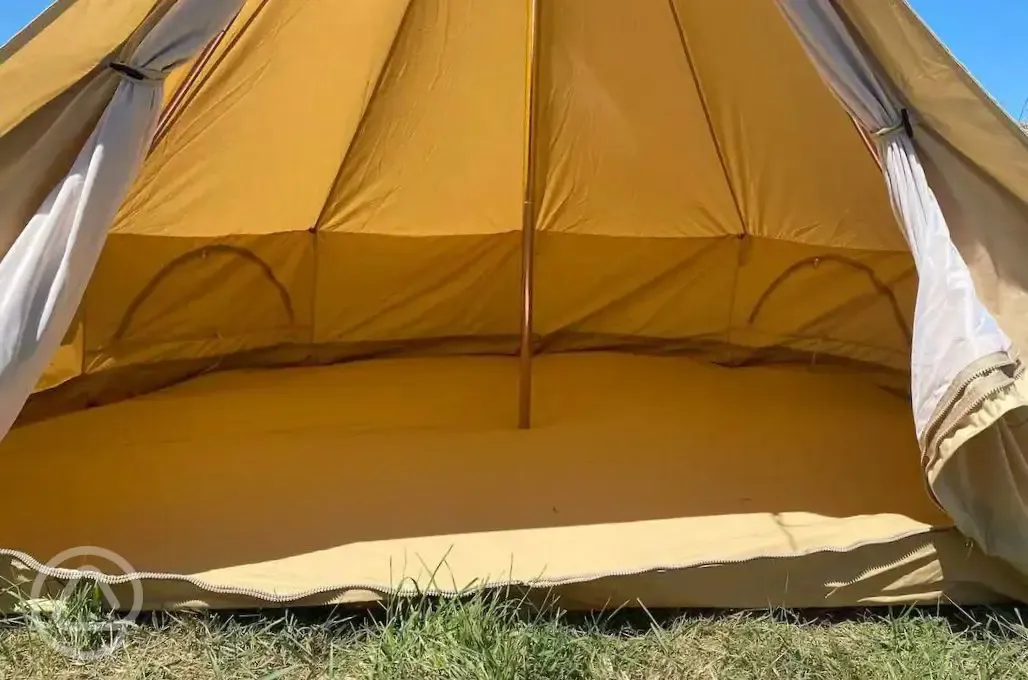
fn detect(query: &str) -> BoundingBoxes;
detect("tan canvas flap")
[837,0,1028,362]
[923,352,1028,576]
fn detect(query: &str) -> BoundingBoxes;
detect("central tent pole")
[518,0,542,429]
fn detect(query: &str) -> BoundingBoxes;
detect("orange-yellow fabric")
[0,0,162,137]
[8,0,912,398]
[5,354,1024,610]
[5,0,1028,609]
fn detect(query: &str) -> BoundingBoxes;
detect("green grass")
[2,584,1028,679]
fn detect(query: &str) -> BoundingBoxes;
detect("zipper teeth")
[920,356,1019,455]
[0,527,943,605]
[924,360,1027,458]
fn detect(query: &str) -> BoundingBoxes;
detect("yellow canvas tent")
[3,0,1028,611]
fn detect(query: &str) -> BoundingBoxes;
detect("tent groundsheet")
[2,354,1027,609]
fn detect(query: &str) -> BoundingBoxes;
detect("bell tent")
[3,0,1028,611]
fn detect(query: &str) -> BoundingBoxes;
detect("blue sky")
[909,0,1028,118]
[1,1,1026,118]
[0,1,48,48]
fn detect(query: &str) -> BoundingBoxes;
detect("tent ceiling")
[4,0,915,415]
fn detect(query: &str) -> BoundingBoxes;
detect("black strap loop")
[109,62,150,81]
[900,108,914,139]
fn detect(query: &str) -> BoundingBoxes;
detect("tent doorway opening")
[5,0,1028,610]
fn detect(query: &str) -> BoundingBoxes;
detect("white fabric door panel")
[0,0,244,441]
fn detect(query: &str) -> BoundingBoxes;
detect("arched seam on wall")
[112,244,295,343]
[746,254,912,345]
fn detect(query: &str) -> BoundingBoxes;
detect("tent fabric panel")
[112,0,411,238]
[533,0,742,238]
[0,68,121,260]
[914,130,1028,358]
[150,0,271,138]
[538,532,1019,609]
[6,529,1018,611]
[536,234,913,372]
[533,235,738,339]
[312,232,521,345]
[669,0,904,251]
[35,320,85,392]
[925,356,1028,579]
[0,0,163,137]
[318,0,528,237]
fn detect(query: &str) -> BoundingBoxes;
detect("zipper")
[938,362,1026,449]
[916,353,1026,511]
[0,526,944,606]
[919,352,1020,460]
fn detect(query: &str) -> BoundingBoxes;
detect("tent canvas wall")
[3,0,1028,610]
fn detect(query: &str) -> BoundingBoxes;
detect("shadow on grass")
[121,598,1028,642]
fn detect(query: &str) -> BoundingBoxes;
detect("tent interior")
[2,0,1025,608]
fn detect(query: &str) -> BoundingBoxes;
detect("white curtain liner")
[0,0,244,441]
[777,0,1012,437]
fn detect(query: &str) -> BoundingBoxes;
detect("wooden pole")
[518,0,542,429]
[854,116,882,170]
